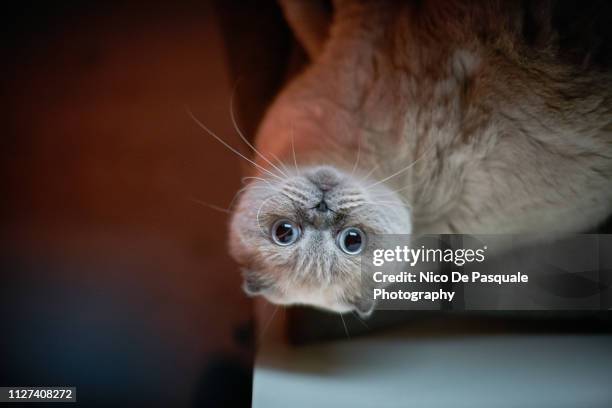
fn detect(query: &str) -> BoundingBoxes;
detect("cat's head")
[228,165,411,317]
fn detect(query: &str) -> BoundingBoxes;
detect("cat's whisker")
[339,313,351,339]
[291,124,300,175]
[336,204,365,212]
[241,176,275,186]
[281,186,310,202]
[335,197,368,208]
[335,192,365,202]
[366,143,435,189]
[375,198,412,206]
[279,193,304,206]
[189,196,232,214]
[229,82,289,179]
[227,185,280,212]
[268,152,292,175]
[376,201,413,212]
[370,191,412,207]
[257,304,280,348]
[336,200,367,207]
[186,107,283,181]
[281,194,307,206]
[242,177,284,196]
[352,311,370,329]
[256,196,277,236]
[373,197,413,208]
[190,187,276,215]
[376,183,415,197]
[350,136,362,177]
[361,163,380,181]
[226,188,249,211]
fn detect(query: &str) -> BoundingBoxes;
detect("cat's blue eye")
[337,227,366,255]
[271,219,301,246]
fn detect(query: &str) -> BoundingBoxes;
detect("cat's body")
[228,0,612,315]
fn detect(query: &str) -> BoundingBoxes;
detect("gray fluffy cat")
[220,0,612,316]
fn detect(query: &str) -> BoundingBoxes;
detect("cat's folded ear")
[354,297,375,319]
[278,0,333,60]
[241,268,268,296]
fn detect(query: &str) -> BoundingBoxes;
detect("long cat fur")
[227,0,612,315]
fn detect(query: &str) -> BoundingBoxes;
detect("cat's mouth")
[310,199,337,214]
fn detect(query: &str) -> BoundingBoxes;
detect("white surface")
[253,331,612,408]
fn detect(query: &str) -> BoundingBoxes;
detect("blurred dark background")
[0,1,298,406]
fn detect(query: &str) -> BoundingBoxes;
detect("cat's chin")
[259,285,375,318]
[263,287,345,309]
[267,297,367,317]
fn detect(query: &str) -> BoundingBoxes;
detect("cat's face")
[229,165,411,316]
